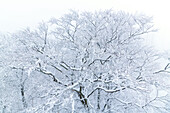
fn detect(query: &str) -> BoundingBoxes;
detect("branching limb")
[37,68,67,86]
[87,87,126,98]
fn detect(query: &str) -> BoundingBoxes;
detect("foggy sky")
[0,0,170,51]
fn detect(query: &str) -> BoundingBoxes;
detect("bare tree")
[1,10,169,113]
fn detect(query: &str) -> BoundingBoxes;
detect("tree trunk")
[21,84,27,108]
[97,89,100,110]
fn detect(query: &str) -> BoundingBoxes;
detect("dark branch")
[87,87,125,98]
[88,55,112,67]
[37,68,67,86]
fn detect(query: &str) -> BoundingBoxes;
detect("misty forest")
[0,10,170,113]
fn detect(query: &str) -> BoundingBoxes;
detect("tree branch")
[87,87,125,98]
[37,68,67,86]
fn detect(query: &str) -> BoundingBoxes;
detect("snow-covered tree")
[1,10,170,113]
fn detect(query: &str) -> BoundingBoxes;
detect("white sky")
[0,0,170,51]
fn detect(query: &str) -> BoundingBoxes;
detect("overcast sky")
[0,0,170,51]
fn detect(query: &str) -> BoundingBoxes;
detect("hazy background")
[0,0,170,51]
